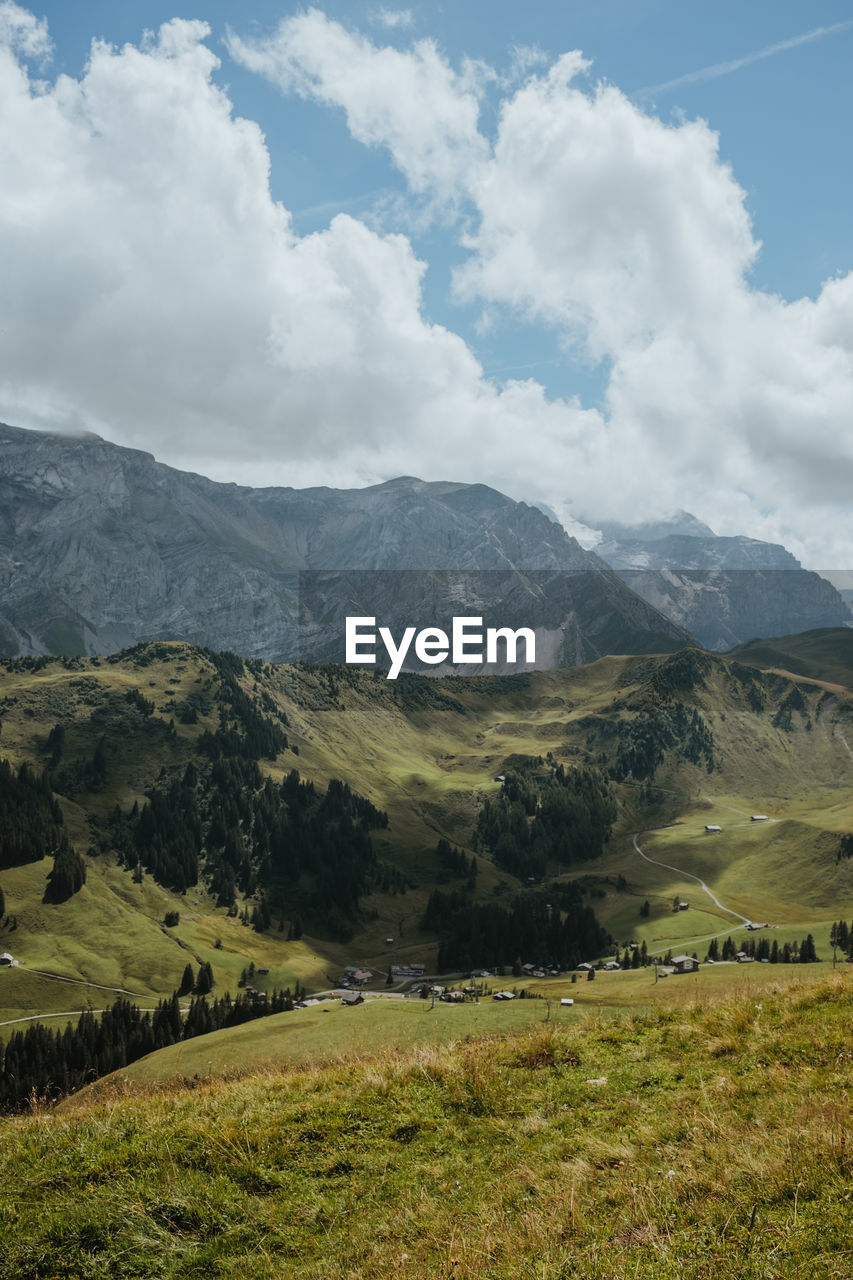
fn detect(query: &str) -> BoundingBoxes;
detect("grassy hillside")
[729,626,853,689]
[2,972,852,1279]
[1,641,852,1030]
[78,961,836,1096]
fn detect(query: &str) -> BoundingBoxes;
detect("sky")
[1,1,852,567]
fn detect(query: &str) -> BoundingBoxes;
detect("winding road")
[632,832,751,925]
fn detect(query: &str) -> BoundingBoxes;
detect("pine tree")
[194,962,214,995]
[91,735,109,786]
[178,964,195,996]
[46,724,65,768]
[43,843,86,904]
[800,934,818,963]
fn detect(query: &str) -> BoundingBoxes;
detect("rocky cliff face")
[0,425,688,664]
[590,512,849,650]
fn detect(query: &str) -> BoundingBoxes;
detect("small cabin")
[751,814,768,822]
[560,998,574,1007]
[671,955,699,974]
[705,825,722,833]
[0,952,13,967]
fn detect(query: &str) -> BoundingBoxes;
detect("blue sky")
[2,1,852,564]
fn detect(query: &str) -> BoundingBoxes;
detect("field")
[2,971,852,1278]
[76,960,840,1097]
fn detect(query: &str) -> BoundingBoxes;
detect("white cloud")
[452,60,853,557]
[0,0,50,60]
[226,9,489,209]
[369,8,414,30]
[232,13,853,564]
[0,12,602,516]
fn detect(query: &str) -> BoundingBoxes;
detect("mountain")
[0,423,687,664]
[587,510,849,650]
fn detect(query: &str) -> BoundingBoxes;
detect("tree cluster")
[0,759,67,870]
[111,761,388,939]
[707,933,819,963]
[435,838,477,884]
[475,760,616,881]
[0,986,298,1112]
[424,885,608,973]
[611,703,714,782]
[198,650,288,761]
[830,919,853,958]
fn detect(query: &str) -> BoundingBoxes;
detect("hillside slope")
[2,975,852,1279]
[1,642,851,1027]
[728,627,853,689]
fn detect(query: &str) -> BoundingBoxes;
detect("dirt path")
[0,1010,99,1028]
[0,1003,178,1029]
[632,833,751,925]
[17,968,153,1000]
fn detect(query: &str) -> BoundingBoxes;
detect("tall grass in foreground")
[2,976,852,1278]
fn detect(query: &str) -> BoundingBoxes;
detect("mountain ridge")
[585,508,848,648]
[0,423,687,662]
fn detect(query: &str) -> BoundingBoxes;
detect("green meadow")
[1,971,851,1279]
[1,638,851,1034]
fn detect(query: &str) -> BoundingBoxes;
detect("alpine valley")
[1,430,853,1280]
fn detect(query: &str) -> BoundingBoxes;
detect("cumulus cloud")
[0,0,51,60]
[452,57,853,544]
[0,13,600,509]
[232,13,853,565]
[226,9,489,208]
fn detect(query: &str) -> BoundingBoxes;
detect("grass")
[1,972,852,1278]
[67,961,838,1097]
[729,627,853,689]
